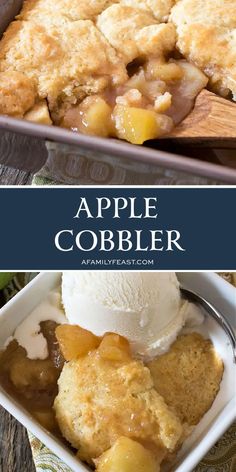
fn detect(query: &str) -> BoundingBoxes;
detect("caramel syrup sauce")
[0,321,65,436]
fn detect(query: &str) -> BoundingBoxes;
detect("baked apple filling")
[61,59,207,144]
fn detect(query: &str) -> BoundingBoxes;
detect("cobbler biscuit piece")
[97,4,175,63]
[171,0,236,28]
[122,0,177,22]
[0,70,36,116]
[19,0,119,23]
[170,0,236,99]
[0,19,127,113]
[135,23,176,57]
[97,5,158,63]
[148,333,224,426]
[54,352,183,464]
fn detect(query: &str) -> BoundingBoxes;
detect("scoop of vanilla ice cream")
[62,272,187,358]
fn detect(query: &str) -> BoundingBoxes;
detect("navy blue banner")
[0,188,235,270]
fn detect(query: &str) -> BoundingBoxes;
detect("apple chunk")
[55,324,100,361]
[95,436,159,472]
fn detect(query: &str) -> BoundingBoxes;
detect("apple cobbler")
[0,323,223,472]
[0,0,211,144]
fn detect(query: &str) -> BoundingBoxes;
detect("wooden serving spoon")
[168,89,236,148]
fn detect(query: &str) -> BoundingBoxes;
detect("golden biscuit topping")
[148,333,224,425]
[54,350,183,463]
[0,70,36,116]
[0,19,127,114]
[19,0,119,23]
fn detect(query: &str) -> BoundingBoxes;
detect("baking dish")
[0,271,235,472]
[1,0,236,184]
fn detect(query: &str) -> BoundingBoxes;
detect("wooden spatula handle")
[169,90,236,143]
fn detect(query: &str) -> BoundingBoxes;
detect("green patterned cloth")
[1,274,236,472]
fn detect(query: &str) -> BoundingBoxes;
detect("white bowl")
[0,272,235,472]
